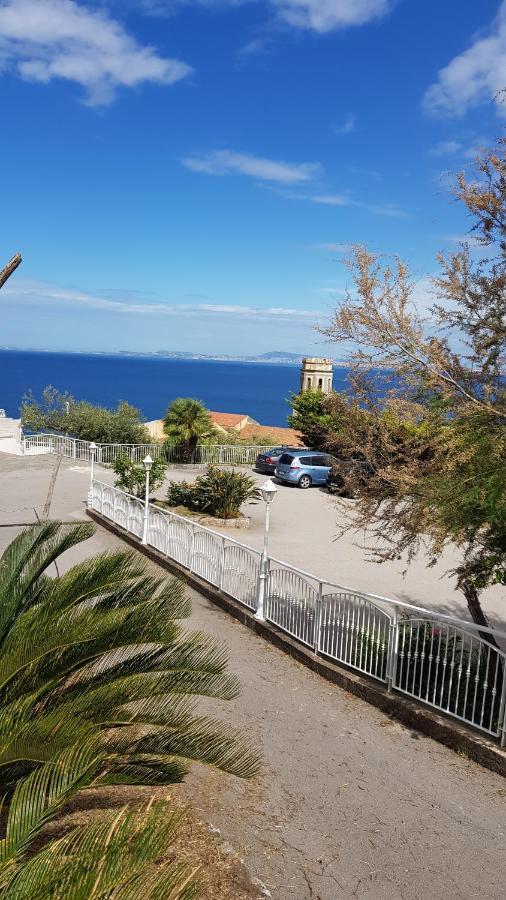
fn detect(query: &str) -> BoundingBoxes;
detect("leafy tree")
[112,453,167,499]
[167,466,260,520]
[0,745,198,899]
[320,138,506,633]
[0,520,260,791]
[287,389,335,449]
[163,399,215,461]
[21,387,149,444]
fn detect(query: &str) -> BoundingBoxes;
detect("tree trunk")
[0,254,22,290]
[458,576,499,648]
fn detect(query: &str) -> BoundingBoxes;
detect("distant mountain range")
[1,346,350,366]
[116,349,350,366]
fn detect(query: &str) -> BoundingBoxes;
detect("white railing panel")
[191,528,223,587]
[90,479,506,746]
[147,510,170,555]
[126,497,144,538]
[319,591,392,683]
[23,435,272,466]
[166,515,192,568]
[394,618,506,739]
[222,543,260,609]
[266,566,317,648]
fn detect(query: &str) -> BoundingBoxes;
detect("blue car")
[275,450,337,489]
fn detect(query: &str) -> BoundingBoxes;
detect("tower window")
[318,378,323,390]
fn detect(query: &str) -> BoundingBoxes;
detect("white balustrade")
[89,478,506,747]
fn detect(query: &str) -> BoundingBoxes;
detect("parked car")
[326,459,374,497]
[275,450,337,488]
[255,446,305,474]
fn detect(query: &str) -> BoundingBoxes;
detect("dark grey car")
[255,446,305,474]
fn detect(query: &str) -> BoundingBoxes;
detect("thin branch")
[0,254,22,290]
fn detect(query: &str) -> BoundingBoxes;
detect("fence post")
[386,605,399,692]
[189,524,196,573]
[219,537,225,591]
[313,581,323,655]
[498,666,506,748]
[313,581,323,654]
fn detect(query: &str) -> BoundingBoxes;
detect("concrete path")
[0,453,505,899]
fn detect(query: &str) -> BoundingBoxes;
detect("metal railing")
[90,479,506,746]
[22,434,272,466]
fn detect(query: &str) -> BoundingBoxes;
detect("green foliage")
[112,453,167,499]
[166,466,260,519]
[21,387,149,444]
[420,415,506,591]
[163,399,215,460]
[0,746,198,899]
[287,390,336,449]
[0,521,260,792]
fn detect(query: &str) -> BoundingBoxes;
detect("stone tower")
[300,357,333,394]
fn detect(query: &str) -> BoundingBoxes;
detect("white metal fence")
[90,479,506,746]
[22,434,271,466]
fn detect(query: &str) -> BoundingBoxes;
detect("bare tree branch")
[0,253,22,290]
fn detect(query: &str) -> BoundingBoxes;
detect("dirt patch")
[154,501,251,529]
[39,784,265,899]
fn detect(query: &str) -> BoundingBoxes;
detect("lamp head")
[89,442,98,453]
[143,454,153,472]
[260,478,278,504]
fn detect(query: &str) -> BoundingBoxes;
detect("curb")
[87,508,506,778]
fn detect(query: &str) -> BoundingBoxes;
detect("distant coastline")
[0,347,353,368]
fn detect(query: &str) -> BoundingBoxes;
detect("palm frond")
[0,523,94,643]
[0,522,259,790]
[0,744,100,868]
[1,800,198,900]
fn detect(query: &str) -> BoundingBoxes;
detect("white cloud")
[0,0,192,105]
[429,139,462,156]
[3,279,319,320]
[312,193,353,206]
[333,113,356,135]
[423,1,506,118]
[311,195,407,217]
[269,0,392,33]
[181,149,320,183]
[131,0,393,33]
[367,202,408,218]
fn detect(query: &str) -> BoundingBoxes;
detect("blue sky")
[0,0,503,356]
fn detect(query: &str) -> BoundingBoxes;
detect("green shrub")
[166,466,260,519]
[112,453,167,499]
[21,386,149,444]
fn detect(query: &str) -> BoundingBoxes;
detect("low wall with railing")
[90,479,506,747]
[22,434,271,466]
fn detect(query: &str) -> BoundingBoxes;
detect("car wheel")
[298,474,312,489]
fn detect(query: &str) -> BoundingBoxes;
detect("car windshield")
[278,453,294,464]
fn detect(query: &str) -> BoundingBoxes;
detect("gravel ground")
[1,453,505,899]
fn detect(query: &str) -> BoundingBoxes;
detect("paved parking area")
[0,451,505,899]
[0,451,504,630]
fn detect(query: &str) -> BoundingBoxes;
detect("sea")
[0,350,351,427]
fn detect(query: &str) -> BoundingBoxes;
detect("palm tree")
[0,521,259,790]
[0,745,198,898]
[163,399,214,462]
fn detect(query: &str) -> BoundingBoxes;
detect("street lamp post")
[87,442,98,508]
[255,478,278,621]
[141,454,153,545]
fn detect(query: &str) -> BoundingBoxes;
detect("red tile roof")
[210,411,249,429]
